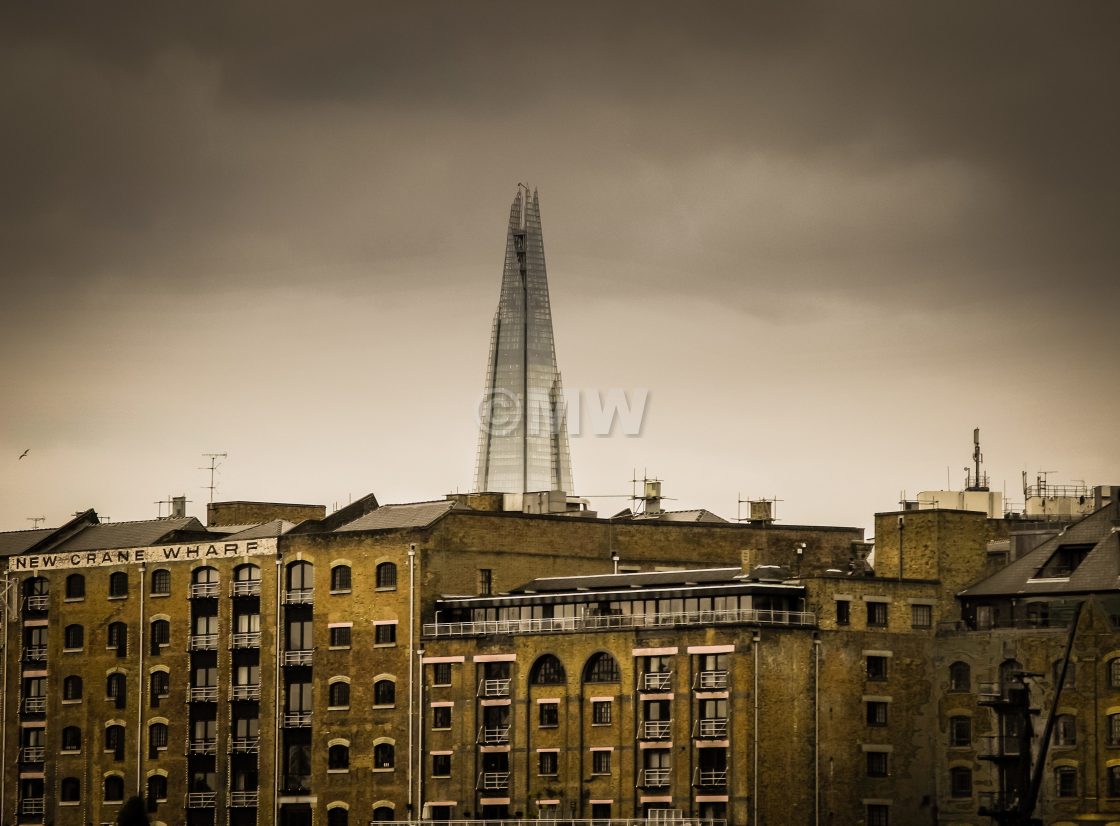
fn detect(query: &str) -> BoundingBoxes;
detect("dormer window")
[1035,543,1093,578]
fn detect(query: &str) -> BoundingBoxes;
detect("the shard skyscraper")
[474,187,575,495]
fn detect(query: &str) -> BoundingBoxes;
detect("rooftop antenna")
[965,427,989,491]
[26,516,45,528]
[199,452,228,503]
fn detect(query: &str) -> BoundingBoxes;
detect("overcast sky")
[3,2,1118,536]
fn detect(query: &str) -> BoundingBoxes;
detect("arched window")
[107,673,127,708]
[329,681,350,708]
[949,661,970,692]
[150,619,170,651]
[109,571,128,598]
[1108,657,1120,689]
[949,766,972,798]
[583,652,620,683]
[104,775,125,802]
[147,774,168,802]
[149,722,169,752]
[288,561,314,588]
[1107,712,1120,746]
[61,726,81,751]
[193,566,219,584]
[372,807,395,822]
[1055,766,1078,797]
[374,742,395,769]
[949,715,971,747]
[328,743,350,770]
[531,654,566,684]
[328,808,349,826]
[999,659,1022,695]
[108,622,127,656]
[374,679,396,706]
[24,576,48,596]
[60,777,81,802]
[65,573,85,600]
[376,562,397,590]
[330,565,352,592]
[235,563,261,581]
[1055,714,1077,746]
[151,569,171,595]
[64,624,84,650]
[105,725,126,758]
[63,675,83,701]
[150,671,170,706]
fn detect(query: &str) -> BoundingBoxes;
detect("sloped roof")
[511,567,743,594]
[49,517,204,552]
[0,528,58,557]
[221,520,296,540]
[335,500,455,532]
[612,508,729,523]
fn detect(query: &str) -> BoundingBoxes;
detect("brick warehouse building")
[2,487,1120,826]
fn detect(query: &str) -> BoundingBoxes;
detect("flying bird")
[18,449,29,460]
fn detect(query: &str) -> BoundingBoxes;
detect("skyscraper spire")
[475,187,574,495]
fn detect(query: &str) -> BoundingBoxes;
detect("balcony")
[19,746,45,763]
[189,634,219,651]
[283,711,312,728]
[283,649,314,666]
[424,607,817,638]
[190,582,220,599]
[188,686,219,702]
[22,646,47,663]
[189,739,218,755]
[696,718,728,739]
[696,670,729,690]
[977,792,1013,816]
[641,671,673,692]
[230,791,259,807]
[232,631,261,649]
[477,771,510,791]
[187,792,217,808]
[232,580,262,597]
[20,798,45,816]
[284,588,313,605]
[694,768,728,787]
[230,737,261,754]
[478,725,511,745]
[478,678,511,698]
[640,720,672,740]
[231,684,261,701]
[639,768,671,787]
[980,734,1024,759]
[23,595,49,612]
[22,697,46,714]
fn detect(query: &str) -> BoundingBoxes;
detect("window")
[1109,657,1120,689]
[372,807,395,822]
[866,751,888,777]
[376,562,397,590]
[949,661,970,692]
[105,725,125,758]
[65,574,85,600]
[287,561,314,592]
[866,701,888,727]
[63,675,83,700]
[1108,765,1120,798]
[374,623,396,645]
[592,750,612,775]
[950,716,972,747]
[61,726,81,751]
[61,777,81,802]
[374,742,395,769]
[109,572,128,598]
[1053,658,1076,689]
[150,723,168,750]
[150,569,171,596]
[330,565,352,593]
[867,601,888,628]
[107,673,127,708]
[64,624,84,650]
[329,743,350,770]
[107,622,127,656]
[866,804,889,826]
[530,654,566,684]
[538,751,558,776]
[432,753,451,777]
[911,604,932,629]
[104,775,125,802]
[584,652,620,683]
[374,679,395,706]
[836,599,850,626]
[592,700,612,725]
[950,766,972,797]
[328,682,350,708]
[866,656,888,681]
[147,774,167,802]
[432,662,452,686]
[432,706,451,729]
[328,808,349,826]
[1055,714,1076,746]
[539,702,559,727]
[478,569,492,596]
[1108,713,1120,746]
[330,626,352,648]
[1056,766,1077,797]
[150,671,170,707]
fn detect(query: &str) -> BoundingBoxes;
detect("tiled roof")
[335,500,455,533]
[222,520,296,540]
[0,528,57,557]
[49,517,204,552]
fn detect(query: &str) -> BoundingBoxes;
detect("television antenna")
[199,453,228,502]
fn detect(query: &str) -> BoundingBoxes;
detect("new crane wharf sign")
[8,537,278,572]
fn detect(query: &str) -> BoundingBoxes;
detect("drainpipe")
[137,562,147,793]
[273,554,283,826]
[408,543,417,823]
[813,635,821,826]
[417,646,425,825]
[753,631,761,826]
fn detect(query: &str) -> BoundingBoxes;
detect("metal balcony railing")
[696,718,728,739]
[424,608,817,638]
[188,739,218,755]
[187,792,217,808]
[20,798,45,815]
[23,646,47,662]
[696,670,729,690]
[977,792,1011,814]
[23,595,49,611]
[284,588,313,605]
[231,684,261,701]
[640,768,671,787]
[694,768,728,787]
[640,720,672,740]
[641,672,673,691]
[230,737,261,753]
[231,580,261,597]
[478,678,511,697]
[284,711,312,727]
[188,686,219,702]
[478,725,511,745]
[368,821,727,826]
[981,735,1024,757]
[283,649,313,666]
[230,791,259,807]
[189,634,218,651]
[477,771,510,790]
[20,746,45,762]
[190,582,220,598]
[22,696,46,713]
[232,631,261,649]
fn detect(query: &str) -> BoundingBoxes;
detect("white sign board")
[8,537,278,573]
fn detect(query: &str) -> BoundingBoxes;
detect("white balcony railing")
[477,771,510,790]
[230,737,261,753]
[189,634,218,651]
[230,791,259,807]
[283,649,313,666]
[640,768,671,787]
[369,821,726,826]
[232,631,261,649]
[695,768,728,786]
[425,607,817,638]
[697,718,728,739]
[188,739,218,755]
[640,720,672,740]
[23,696,46,713]
[478,678,511,697]
[190,582,220,598]
[231,684,261,701]
[187,792,217,808]
[697,670,729,690]
[188,686,219,702]
[23,595,49,611]
[23,646,47,661]
[478,725,511,744]
[642,671,672,691]
[231,580,261,597]
[20,798,45,815]
[284,711,312,727]
[20,746,45,762]
[284,588,313,605]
